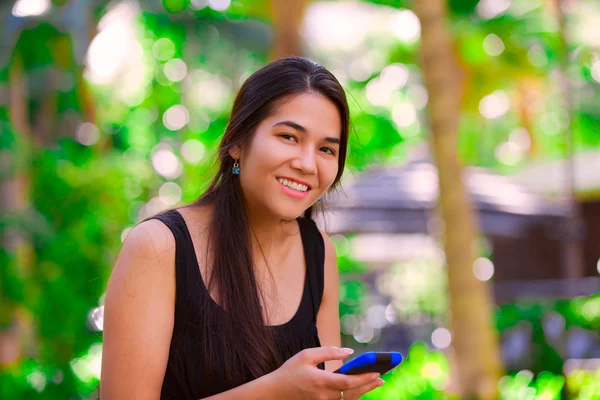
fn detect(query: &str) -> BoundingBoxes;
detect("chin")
[273,205,307,221]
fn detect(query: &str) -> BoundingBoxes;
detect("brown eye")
[321,147,335,155]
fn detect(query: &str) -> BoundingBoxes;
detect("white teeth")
[277,178,308,192]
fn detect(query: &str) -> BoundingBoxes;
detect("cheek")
[248,138,287,167]
[320,161,339,189]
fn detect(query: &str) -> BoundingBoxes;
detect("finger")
[323,388,345,400]
[302,346,355,366]
[345,377,385,399]
[322,371,380,391]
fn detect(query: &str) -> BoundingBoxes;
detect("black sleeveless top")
[149,209,326,399]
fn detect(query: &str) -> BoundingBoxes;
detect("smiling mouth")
[276,177,311,193]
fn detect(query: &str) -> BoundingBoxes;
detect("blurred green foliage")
[362,342,453,400]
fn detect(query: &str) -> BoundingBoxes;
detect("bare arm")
[101,219,285,400]
[100,220,176,399]
[316,229,343,372]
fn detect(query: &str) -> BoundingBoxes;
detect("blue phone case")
[334,352,403,375]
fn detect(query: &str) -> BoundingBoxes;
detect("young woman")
[100,57,384,400]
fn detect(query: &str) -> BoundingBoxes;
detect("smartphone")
[334,351,403,375]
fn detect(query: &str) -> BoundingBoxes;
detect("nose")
[290,147,317,175]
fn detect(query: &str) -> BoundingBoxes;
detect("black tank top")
[149,209,326,399]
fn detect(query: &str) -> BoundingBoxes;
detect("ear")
[228,144,241,160]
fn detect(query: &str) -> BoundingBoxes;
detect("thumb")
[303,346,354,365]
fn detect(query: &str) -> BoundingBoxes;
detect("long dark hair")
[191,56,349,387]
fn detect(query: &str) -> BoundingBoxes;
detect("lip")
[277,178,311,199]
[276,176,313,190]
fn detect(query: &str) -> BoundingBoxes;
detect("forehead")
[265,92,342,138]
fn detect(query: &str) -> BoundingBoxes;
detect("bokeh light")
[186,70,230,111]
[366,78,391,106]
[304,2,370,52]
[190,0,208,10]
[509,127,531,151]
[496,142,523,166]
[12,0,50,17]
[141,197,171,220]
[367,304,389,329]
[539,110,567,136]
[528,44,548,67]
[153,38,176,61]
[431,327,452,349]
[331,234,351,257]
[483,34,505,56]
[476,0,510,20]
[151,143,183,179]
[159,182,183,206]
[164,58,187,82]
[181,139,206,164]
[479,90,510,119]
[388,9,421,43]
[473,257,495,281]
[75,123,101,146]
[208,0,231,12]
[163,105,189,131]
[380,63,409,90]
[407,84,428,110]
[392,102,418,127]
[70,343,102,383]
[26,370,46,392]
[340,314,359,335]
[348,57,374,82]
[385,303,397,324]
[85,2,141,84]
[421,361,444,380]
[353,321,376,343]
[591,60,600,83]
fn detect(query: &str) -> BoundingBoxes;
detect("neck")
[245,205,293,266]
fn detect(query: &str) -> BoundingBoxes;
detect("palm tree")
[412,0,503,398]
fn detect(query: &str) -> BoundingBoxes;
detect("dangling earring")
[232,159,240,175]
[317,197,323,203]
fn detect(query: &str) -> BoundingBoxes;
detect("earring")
[232,159,240,175]
[317,197,323,203]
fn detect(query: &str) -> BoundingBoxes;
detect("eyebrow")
[272,120,341,145]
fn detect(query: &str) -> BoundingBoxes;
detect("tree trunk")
[269,0,311,60]
[412,1,503,398]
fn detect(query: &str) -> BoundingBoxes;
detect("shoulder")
[316,226,338,270]
[315,226,336,255]
[106,218,177,296]
[121,218,176,268]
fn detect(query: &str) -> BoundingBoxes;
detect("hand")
[270,346,384,400]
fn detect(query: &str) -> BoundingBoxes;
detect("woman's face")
[233,92,342,221]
